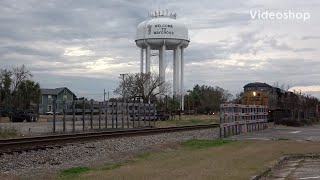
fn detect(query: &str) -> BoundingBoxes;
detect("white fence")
[219,104,268,138]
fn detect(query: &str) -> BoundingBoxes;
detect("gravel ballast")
[0,127,219,179]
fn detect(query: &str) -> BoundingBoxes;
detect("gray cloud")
[0,45,58,57]
[301,36,320,40]
[0,0,319,99]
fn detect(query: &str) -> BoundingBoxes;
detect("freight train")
[241,82,319,122]
[242,82,282,109]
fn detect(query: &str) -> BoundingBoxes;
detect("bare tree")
[12,65,32,92]
[114,73,170,103]
[233,92,243,104]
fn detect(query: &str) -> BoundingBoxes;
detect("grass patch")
[182,139,233,149]
[155,115,219,128]
[102,152,152,171]
[65,140,320,180]
[102,162,124,170]
[60,166,90,179]
[136,152,151,160]
[0,127,18,138]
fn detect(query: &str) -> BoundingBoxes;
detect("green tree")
[16,80,41,109]
[187,85,232,114]
[0,69,13,107]
[190,84,201,111]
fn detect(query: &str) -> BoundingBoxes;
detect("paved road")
[230,124,320,141]
[231,124,320,179]
[291,158,320,180]
[261,157,320,180]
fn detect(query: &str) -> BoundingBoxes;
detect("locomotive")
[242,82,292,122]
[241,82,319,122]
[241,82,281,109]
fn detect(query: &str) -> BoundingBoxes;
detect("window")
[48,95,52,100]
[64,89,67,94]
[63,95,67,101]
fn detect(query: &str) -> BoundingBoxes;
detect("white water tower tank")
[135,11,189,110]
[135,13,189,50]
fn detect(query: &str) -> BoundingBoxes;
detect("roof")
[243,82,272,89]
[40,87,73,95]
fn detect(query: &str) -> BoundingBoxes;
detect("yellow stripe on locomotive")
[242,90,269,106]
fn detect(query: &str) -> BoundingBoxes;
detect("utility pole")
[104,89,106,102]
[120,74,128,103]
[165,95,168,111]
[187,94,190,115]
[107,91,110,101]
[0,83,2,117]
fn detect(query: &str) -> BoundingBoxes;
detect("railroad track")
[0,124,219,154]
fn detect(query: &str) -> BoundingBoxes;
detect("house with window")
[39,87,76,114]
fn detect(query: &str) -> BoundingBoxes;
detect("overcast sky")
[1,0,319,100]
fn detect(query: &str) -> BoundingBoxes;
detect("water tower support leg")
[181,47,184,111]
[159,45,166,90]
[176,47,181,96]
[173,49,177,94]
[140,48,144,73]
[146,46,151,73]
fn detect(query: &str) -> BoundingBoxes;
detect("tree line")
[112,73,320,117]
[2,67,316,119]
[280,91,319,120]
[0,65,41,111]
[113,72,233,114]
[267,82,319,120]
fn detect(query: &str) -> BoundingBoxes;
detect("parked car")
[156,110,170,121]
[45,111,60,115]
[0,108,10,117]
[10,109,38,122]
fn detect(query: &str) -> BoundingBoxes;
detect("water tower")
[135,10,190,110]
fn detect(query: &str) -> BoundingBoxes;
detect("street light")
[120,73,128,103]
[0,82,3,103]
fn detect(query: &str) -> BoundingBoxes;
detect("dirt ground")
[62,140,320,180]
[155,114,219,127]
[0,117,10,123]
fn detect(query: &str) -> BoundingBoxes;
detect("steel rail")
[0,124,219,153]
